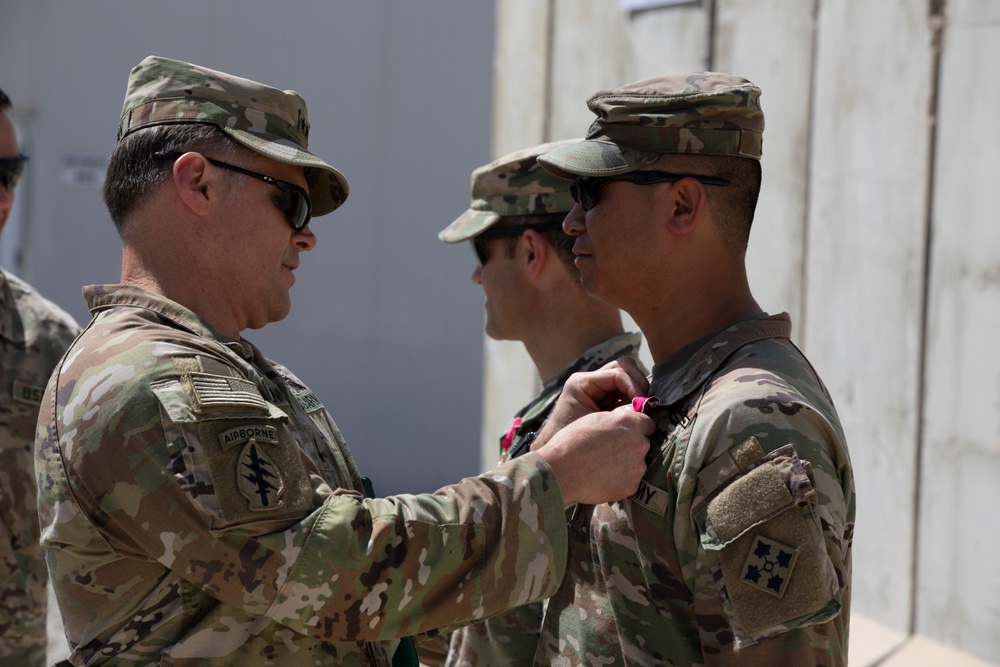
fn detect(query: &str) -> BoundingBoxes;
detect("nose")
[563,204,586,236]
[471,262,483,285]
[0,185,13,225]
[293,224,317,251]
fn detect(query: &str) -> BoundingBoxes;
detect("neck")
[631,264,761,364]
[520,286,626,382]
[121,240,241,341]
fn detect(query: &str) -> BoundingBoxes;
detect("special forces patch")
[237,438,285,510]
[742,534,798,598]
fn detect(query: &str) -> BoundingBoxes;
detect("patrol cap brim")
[438,209,499,243]
[223,128,348,218]
[537,139,661,179]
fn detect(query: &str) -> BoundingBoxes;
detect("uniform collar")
[541,331,643,392]
[0,268,15,342]
[83,284,256,360]
[649,313,792,407]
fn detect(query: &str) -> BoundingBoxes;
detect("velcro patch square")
[742,534,798,598]
[189,373,267,412]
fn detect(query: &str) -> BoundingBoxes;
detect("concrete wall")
[490,0,999,664]
[0,0,497,499]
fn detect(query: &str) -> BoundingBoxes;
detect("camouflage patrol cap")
[439,139,579,243]
[117,55,349,216]
[538,72,764,179]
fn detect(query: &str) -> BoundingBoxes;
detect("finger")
[612,405,656,436]
[601,357,649,394]
[571,366,648,407]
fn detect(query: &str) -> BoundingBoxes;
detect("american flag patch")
[189,373,267,411]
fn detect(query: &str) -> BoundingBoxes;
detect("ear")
[170,152,214,217]
[665,176,707,235]
[519,228,548,280]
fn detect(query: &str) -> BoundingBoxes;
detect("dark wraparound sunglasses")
[472,221,566,266]
[0,155,29,190]
[154,151,312,231]
[569,171,731,211]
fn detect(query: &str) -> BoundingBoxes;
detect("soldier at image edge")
[530,72,856,665]
[0,87,80,667]
[33,55,654,666]
[417,140,645,666]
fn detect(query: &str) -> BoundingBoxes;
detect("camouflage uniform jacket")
[35,285,569,667]
[0,267,79,667]
[433,333,643,667]
[536,313,855,666]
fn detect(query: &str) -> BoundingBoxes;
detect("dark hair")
[102,123,247,236]
[651,153,762,254]
[0,88,11,112]
[494,212,575,272]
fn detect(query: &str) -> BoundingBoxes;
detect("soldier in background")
[0,88,80,666]
[34,56,654,666]
[533,73,855,665]
[420,141,644,666]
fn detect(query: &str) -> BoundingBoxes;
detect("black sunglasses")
[154,151,312,231]
[569,171,731,211]
[472,220,566,266]
[0,155,29,191]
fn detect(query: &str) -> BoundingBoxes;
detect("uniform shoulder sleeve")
[685,340,853,663]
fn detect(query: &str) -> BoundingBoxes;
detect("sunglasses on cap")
[153,151,313,231]
[472,220,566,266]
[569,171,731,211]
[0,155,29,191]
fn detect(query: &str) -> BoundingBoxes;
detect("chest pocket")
[151,372,315,534]
[693,437,842,646]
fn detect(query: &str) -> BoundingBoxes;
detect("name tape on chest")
[189,372,267,412]
[11,380,45,405]
[631,479,669,515]
[296,389,322,412]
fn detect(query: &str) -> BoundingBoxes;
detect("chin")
[258,297,292,328]
[580,277,613,306]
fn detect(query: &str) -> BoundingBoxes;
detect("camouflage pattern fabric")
[535,313,855,666]
[538,72,764,180]
[0,268,79,667]
[119,55,349,216]
[438,138,580,243]
[500,332,644,462]
[36,284,570,666]
[423,333,643,667]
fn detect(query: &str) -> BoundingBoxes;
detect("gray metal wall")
[490,1,1000,665]
[0,0,496,496]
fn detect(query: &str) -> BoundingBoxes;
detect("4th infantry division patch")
[742,534,798,598]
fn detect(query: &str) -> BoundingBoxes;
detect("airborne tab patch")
[189,373,267,412]
[742,534,798,598]
[218,424,279,449]
[237,438,285,511]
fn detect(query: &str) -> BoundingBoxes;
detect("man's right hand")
[535,404,653,507]
[535,357,649,446]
